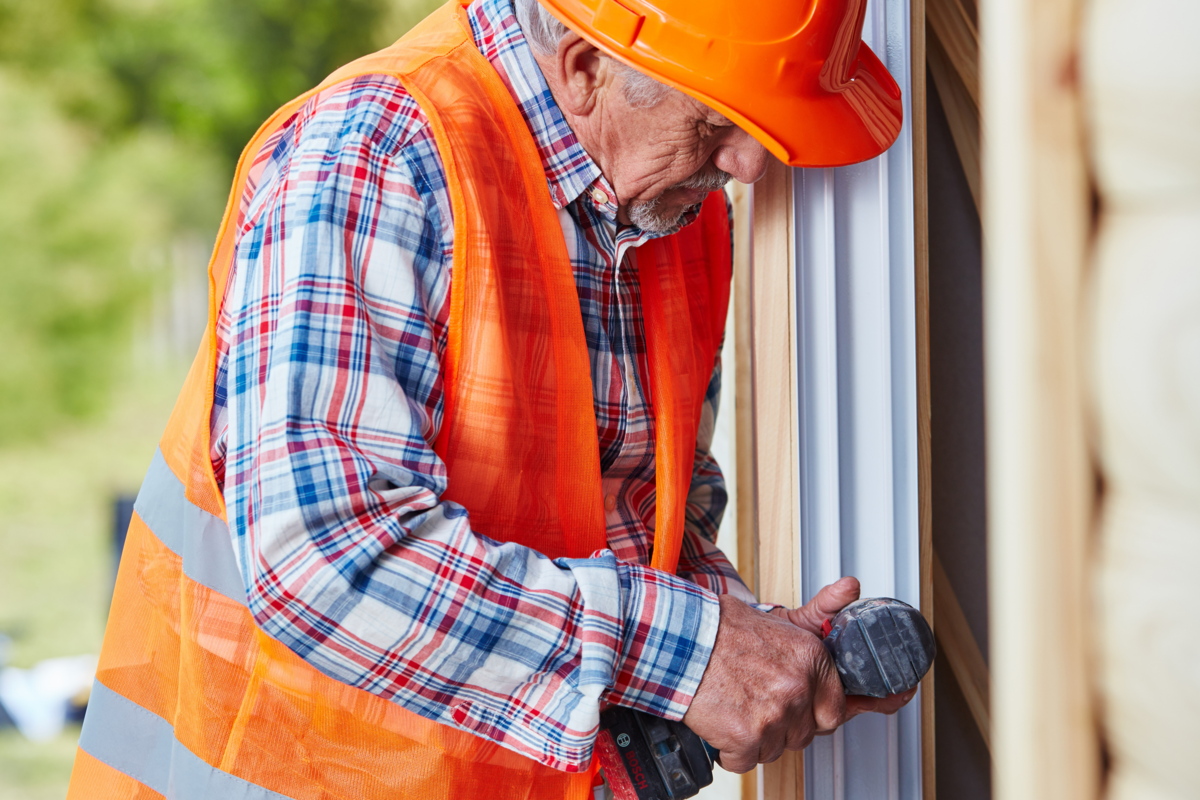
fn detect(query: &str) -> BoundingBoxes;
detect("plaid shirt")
[208,0,753,771]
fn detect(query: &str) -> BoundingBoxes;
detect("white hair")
[512,0,673,109]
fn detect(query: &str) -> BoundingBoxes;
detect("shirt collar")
[466,0,619,216]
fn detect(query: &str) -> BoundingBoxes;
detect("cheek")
[624,140,710,198]
[609,106,714,200]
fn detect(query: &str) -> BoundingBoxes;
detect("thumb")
[779,577,861,635]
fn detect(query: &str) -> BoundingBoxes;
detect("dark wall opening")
[927,70,992,800]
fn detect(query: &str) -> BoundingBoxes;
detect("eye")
[699,116,734,137]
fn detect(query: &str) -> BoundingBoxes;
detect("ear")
[548,33,610,116]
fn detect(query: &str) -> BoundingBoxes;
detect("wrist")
[606,562,720,720]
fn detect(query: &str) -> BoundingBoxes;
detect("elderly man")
[69,0,909,797]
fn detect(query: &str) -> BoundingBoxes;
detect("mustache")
[672,168,733,192]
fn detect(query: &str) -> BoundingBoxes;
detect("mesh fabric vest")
[66,3,731,798]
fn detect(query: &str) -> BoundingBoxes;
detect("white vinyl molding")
[794,0,921,798]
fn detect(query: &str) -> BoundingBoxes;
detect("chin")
[628,200,694,233]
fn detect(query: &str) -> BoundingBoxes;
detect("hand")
[681,593,847,774]
[770,577,918,720]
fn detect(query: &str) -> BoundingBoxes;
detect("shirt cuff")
[605,562,721,721]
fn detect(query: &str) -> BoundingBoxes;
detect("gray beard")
[627,168,733,233]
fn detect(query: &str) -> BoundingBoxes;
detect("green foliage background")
[0,0,440,443]
[0,3,441,796]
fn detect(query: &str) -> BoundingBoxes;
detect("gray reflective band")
[134,448,249,607]
[79,680,173,794]
[80,681,297,800]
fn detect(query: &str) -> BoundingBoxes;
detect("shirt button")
[604,494,617,512]
[591,187,609,205]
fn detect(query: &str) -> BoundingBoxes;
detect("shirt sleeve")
[217,81,718,773]
[675,350,760,604]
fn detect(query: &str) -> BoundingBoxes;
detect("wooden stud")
[925,0,981,210]
[932,552,991,751]
[981,0,1101,797]
[927,0,980,106]
[750,156,803,800]
[732,180,758,601]
[910,0,936,796]
[731,179,760,800]
[927,25,981,210]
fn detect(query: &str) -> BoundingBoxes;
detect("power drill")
[594,598,935,800]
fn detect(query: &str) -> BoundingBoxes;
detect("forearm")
[233,461,718,768]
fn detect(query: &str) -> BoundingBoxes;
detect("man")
[69,0,909,797]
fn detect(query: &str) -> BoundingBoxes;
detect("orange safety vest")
[66,3,731,798]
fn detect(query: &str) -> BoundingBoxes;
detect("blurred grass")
[0,728,82,800]
[0,364,187,796]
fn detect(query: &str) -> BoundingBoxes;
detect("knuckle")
[788,728,816,752]
[724,724,760,755]
[718,746,756,775]
[760,708,787,733]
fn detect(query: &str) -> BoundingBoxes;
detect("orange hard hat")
[536,0,904,168]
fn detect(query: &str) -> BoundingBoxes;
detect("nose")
[713,127,770,184]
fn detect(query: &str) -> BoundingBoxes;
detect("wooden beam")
[731,179,759,800]
[932,551,991,751]
[732,180,758,601]
[925,0,981,210]
[927,22,981,210]
[981,0,1100,797]
[927,0,979,106]
[750,156,803,800]
[911,0,936,796]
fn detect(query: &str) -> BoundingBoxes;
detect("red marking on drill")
[822,618,833,638]
[595,729,640,800]
[624,748,650,792]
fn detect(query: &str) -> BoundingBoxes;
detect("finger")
[758,738,787,765]
[780,577,861,635]
[846,687,918,719]
[801,576,861,631]
[810,650,849,732]
[717,746,759,775]
[783,713,817,752]
[756,713,794,764]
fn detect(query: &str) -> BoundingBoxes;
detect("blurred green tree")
[0,0,440,442]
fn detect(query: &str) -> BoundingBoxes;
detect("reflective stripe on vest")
[134,448,245,606]
[76,453,282,799]
[68,2,731,797]
[82,683,292,800]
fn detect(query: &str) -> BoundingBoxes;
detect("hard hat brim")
[538,0,905,168]
[651,43,904,169]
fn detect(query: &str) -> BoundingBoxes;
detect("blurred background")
[0,1,440,796]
